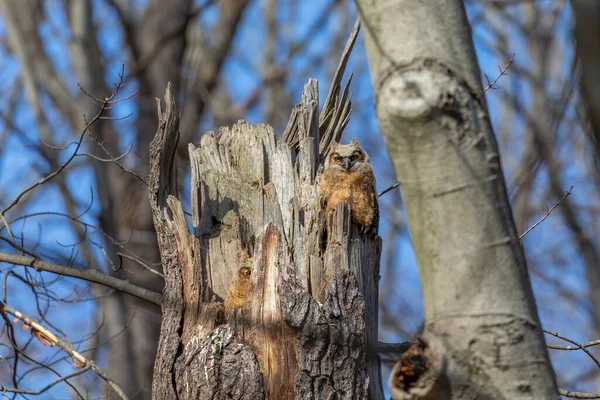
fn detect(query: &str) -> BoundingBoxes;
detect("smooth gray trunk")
[355,1,559,398]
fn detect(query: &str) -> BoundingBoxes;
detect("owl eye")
[332,154,341,162]
[350,153,360,161]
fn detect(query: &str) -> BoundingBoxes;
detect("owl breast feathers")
[319,138,378,233]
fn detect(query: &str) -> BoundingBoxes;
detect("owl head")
[325,138,370,172]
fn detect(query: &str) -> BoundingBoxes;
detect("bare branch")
[2,365,91,395]
[548,339,600,351]
[0,300,129,400]
[544,329,600,370]
[519,186,573,239]
[559,389,600,399]
[0,72,128,217]
[0,251,162,306]
[482,53,515,94]
[76,144,133,163]
[84,114,148,185]
[3,209,162,278]
[378,182,400,197]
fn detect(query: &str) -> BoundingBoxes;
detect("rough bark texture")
[571,0,600,168]
[150,24,383,399]
[355,1,559,398]
[569,4,600,379]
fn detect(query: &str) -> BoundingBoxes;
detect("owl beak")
[341,158,351,171]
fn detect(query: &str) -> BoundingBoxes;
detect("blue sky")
[0,0,597,398]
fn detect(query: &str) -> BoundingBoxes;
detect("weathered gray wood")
[149,84,183,400]
[318,19,359,157]
[150,24,383,400]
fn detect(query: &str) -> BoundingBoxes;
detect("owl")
[319,138,378,236]
[224,249,252,317]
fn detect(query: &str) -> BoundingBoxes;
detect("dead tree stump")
[149,23,382,400]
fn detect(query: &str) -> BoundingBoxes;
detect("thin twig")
[117,252,164,278]
[548,339,600,351]
[482,53,515,94]
[39,139,79,151]
[0,68,125,217]
[2,365,91,395]
[378,182,400,197]
[0,297,19,388]
[519,186,573,239]
[559,389,600,399]
[83,114,148,185]
[543,329,600,370]
[0,301,129,400]
[76,144,132,163]
[3,209,162,276]
[0,214,18,255]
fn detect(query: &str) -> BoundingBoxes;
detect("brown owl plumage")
[319,138,378,235]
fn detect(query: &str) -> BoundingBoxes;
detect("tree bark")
[150,26,384,398]
[570,0,600,170]
[355,1,559,398]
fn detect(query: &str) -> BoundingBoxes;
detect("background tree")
[0,0,599,398]
[357,0,558,397]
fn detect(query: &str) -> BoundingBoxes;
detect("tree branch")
[559,389,600,399]
[519,186,573,239]
[0,252,162,306]
[0,300,129,400]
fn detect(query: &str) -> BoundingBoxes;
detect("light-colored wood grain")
[150,23,383,400]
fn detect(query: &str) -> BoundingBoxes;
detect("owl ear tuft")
[351,138,359,146]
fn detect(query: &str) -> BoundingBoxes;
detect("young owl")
[319,138,378,235]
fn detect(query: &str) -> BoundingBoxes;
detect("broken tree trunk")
[149,24,384,400]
